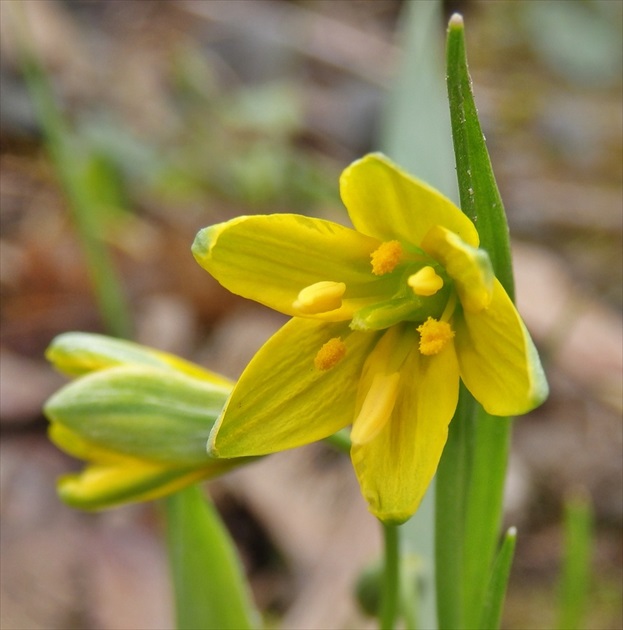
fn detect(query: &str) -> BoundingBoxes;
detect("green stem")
[380,522,400,630]
[324,428,352,454]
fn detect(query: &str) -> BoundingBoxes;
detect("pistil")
[407,266,444,296]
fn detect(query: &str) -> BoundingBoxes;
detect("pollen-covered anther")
[371,240,403,275]
[293,281,346,315]
[417,317,455,356]
[408,266,444,296]
[351,372,400,445]
[314,337,347,371]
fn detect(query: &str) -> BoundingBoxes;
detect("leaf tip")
[448,13,464,30]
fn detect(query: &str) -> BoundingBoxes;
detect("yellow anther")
[351,372,400,445]
[371,241,403,275]
[293,281,346,315]
[417,317,455,356]
[408,266,444,296]
[314,337,347,370]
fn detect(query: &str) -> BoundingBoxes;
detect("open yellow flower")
[193,153,548,524]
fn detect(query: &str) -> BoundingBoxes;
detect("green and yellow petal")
[49,424,243,510]
[45,366,230,465]
[454,279,549,416]
[351,338,460,524]
[193,214,394,321]
[209,317,381,458]
[55,458,208,511]
[46,332,232,387]
[421,225,494,312]
[340,153,479,248]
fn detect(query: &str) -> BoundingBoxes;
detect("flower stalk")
[380,523,401,630]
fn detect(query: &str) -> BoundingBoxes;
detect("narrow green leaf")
[479,527,517,630]
[461,410,512,627]
[557,491,593,630]
[434,384,475,629]
[445,14,514,296]
[381,0,457,201]
[445,14,516,628]
[164,486,258,630]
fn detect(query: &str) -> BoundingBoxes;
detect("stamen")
[417,317,455,356]
[351,372,400,445]
[371,241,403,275]
[293,281,346,314]
[314,337,347,370]
[408,266,444,296]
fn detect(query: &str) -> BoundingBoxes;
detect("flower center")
[417,317,455,355]
[314,337,347,370]
[293,281,346,314]
[370,241,403,275]
[408,266,444,296]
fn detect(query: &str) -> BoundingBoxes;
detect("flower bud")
[44,333,250,510]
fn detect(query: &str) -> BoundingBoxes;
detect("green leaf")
[461,409,511,627]
[381,0,457,201]
[479,526,517,629]
[164,486,258,630]
[445,14,514,297]
[434,384,475,629]
[557,491,594,630]
[444,14,517,629]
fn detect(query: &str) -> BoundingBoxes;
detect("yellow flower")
[192,153,548,524]
[45,333,250,510]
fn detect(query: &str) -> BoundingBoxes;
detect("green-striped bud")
[44,333,249,510]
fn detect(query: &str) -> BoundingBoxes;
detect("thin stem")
[380,522,401,630]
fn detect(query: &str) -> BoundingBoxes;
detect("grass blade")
[446,14,516,628]
[557,491,593,630]
[479,527,517,629]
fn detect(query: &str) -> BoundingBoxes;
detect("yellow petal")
[49,424,247,510]
[193,214,393,321]
[56,460,211,510]
[351,372,400,445]
[209,318,380,457]
[454,279,549,416]
[421,225,494,312]
[351,340,460,524]
[340,153,479,248]
[46,332,233,387]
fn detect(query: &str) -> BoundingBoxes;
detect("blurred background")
[0,1,621,628]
